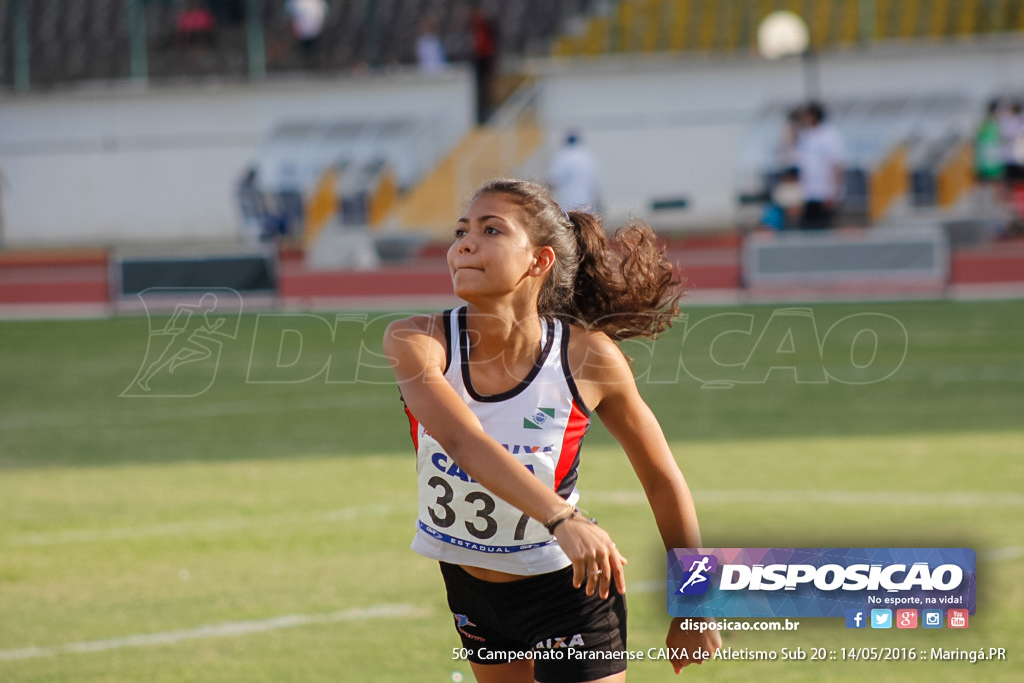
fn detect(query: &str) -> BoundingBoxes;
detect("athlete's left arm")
[575,331,722,672]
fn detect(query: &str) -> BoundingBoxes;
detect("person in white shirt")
[998,100,1024,183]
[796,102,845,229]
[415,15,446,73]
[287,0,327,60]
[548,131,601,212]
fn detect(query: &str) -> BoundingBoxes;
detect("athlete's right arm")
[383,315,625,596]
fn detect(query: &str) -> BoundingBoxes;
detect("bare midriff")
[460,564,532,583]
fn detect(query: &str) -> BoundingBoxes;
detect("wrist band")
[547,509,579,534]
[544,505,576,534]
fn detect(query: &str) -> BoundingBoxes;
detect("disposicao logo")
[675,555,718,596]
[667,548,976,619]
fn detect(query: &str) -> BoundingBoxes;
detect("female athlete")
[384,179,720,682]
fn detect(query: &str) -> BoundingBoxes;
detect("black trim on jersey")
[558,320,592,417]
[555,442,583,500]
[458,307,556,403]
[442,308,454,375]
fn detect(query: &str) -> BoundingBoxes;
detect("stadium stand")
[550,0,1024,58]
[0,0,594,87]
[5,0,1023,89]
[247,116,442,248]
[383,81,543,239]
[2,3,1024,311]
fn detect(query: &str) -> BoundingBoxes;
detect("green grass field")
[1,299,1022,682]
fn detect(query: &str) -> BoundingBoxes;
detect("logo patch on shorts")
[454,613,486,642]
[535,634,585,649]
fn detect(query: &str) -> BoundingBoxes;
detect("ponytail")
[564,211,682,340]
[470,178,684,341]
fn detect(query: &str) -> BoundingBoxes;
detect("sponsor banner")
[667,548,975,618]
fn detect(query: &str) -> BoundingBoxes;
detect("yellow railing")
[368,167,398,228]
[869,143,908,223]
[936,141,974,208]
[303,162,400,247]
[302,167,339,249]
[385,85,544,241]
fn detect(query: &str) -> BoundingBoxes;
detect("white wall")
[534,39,1024,230]
[0,69,474,247]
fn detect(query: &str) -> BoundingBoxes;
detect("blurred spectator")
[207,0,245,26]
[999,101,1024,232]
[548,130,600,212]
[469,5,499,124]
[0,167,6,247]
[998,100,1024,183]
[176,0,217,47]
[416,15,447,73]
[237,166,268,246]
[796,102,844,230]
[777,106,803,173]
[761,167,803,231]
[974,99,1002,184]
[287,0,328,62]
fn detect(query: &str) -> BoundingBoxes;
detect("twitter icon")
[870,609,892,629]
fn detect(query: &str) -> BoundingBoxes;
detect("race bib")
[416,446,556,553]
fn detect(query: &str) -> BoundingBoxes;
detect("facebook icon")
[845,609,867,629]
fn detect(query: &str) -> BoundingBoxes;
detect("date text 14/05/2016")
[454,647,1009,664]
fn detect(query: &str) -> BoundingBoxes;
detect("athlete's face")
[448,193,554,303]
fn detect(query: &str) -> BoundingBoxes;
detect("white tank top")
[406,307,592,574]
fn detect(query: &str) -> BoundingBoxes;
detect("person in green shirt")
[975,99,1002,182]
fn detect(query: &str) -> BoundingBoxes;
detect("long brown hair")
[470,178,683,340]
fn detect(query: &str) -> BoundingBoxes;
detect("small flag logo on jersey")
[524,408,555,430]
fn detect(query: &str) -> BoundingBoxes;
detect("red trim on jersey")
[554,400,589,491]
[404,406,420,451]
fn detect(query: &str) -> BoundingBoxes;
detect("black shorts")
[440,562,628,683]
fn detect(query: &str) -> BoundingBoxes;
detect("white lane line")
[983,546,1024,562]
[6,503,397,547]
[589,490,1024,507]
[0,604,425,662]
[631,580,665,593]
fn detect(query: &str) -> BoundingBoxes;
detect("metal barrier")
[742,226,949,290]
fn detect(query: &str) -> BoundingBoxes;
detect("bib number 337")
[425,475,533,542]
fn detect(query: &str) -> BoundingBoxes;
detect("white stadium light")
[757,10,810,59]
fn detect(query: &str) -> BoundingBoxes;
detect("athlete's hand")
[553,516,627,599]
[667,617,721,674]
